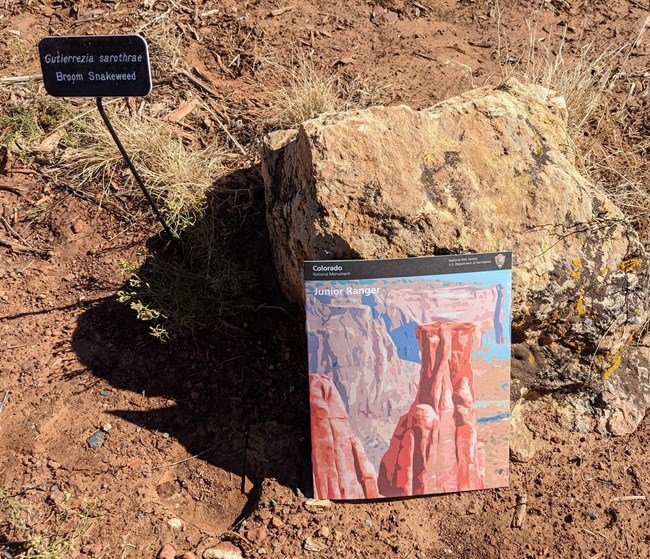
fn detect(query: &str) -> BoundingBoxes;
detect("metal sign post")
[39,34,183,258]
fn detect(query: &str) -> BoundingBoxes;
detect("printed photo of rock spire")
[305,254,511,500]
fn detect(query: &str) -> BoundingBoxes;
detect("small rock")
[71,219,86,234]
[510,402,536,463]
[157,543,176,559]
[270,516,283,528]
[86,430,105,449]
[257,510,272,521]
[317,526,330,538]
[303,499,332,512]
[162,432,170,439]
[246,526,267,545]
[202,541,243,559]
[47,459,61,470]
[167,517,183,530]
[157,480,181,499]
[101,423,112,433]
[46,490,65,507]
[99,389,110,397]
[376,529,389,540]
[63,273,76,282]
[303,537,327,552]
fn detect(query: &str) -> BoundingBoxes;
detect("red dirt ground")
[2,1,650,558]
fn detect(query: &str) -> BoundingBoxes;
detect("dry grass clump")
[0,93,80,162]
[499,11,650,245]
[265,53,387,128]
[0,489,95,559]
[61,111,225,233]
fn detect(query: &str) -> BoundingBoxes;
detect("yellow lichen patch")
[570,258,582,279]
[574,340,586,354]
[550,310,560,321]
[618,258,643,272]
[602,353,622,381]
[600,268,608,276]
[557,325,568,336]
[528,352,535,364]
[575,291,587,317]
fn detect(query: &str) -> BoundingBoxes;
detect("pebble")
[317,526,330,538]
[246,526,267,545]
[168,517,183,529]
[46,490,65,507]
[99,390,111,397]
[270,516,283,528]
[71,219,86,234]
[162,432,170,439]
[303,537,327,553]
[101,423,112,432]
[202,541,243,559]
[86,430,105,449]
[157,543,176,559]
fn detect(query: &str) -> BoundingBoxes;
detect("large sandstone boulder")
[260,79,650,435]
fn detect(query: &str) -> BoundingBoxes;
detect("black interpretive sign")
[39,35,152,98]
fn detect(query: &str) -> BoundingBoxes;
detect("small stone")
[246,526,267,545]
[101,423,112,432]
[303,499,332,512]
[157,543,176,559]
[257,548,266,555]
[162,432,170,439]
[168,517,183,529]
[86,430,105,449]
[202,541,243,559]
[99,390,110,396]
[317,526,330,538]
[364,518,373,529]
[257,510,272,521]
[270,516,283,528]
[376,529,389,539]
[157,480,181,499]
[303,538,327,552]
[47,459,61,470]
[71,219,86,234]
[46,490,65,507]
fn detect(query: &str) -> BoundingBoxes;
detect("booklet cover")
[304,252,512,500]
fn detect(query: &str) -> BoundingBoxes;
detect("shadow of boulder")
[71,165,313,497]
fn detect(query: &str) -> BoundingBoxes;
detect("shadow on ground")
[70,166,313,501]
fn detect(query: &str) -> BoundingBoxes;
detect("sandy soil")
[2,1,650,558]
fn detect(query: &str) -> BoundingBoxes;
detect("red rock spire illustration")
[378,322,485,496]
[310,374,380,499]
